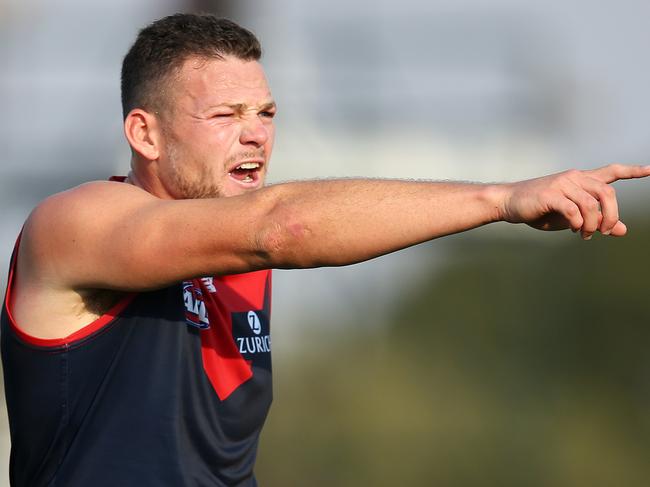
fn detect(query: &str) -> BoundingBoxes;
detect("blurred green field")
[258,214,650,487]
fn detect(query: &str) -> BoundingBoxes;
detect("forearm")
[260,179,504,268]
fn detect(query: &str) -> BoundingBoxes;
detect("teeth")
[237,162,260,170]
[242,176,253,183]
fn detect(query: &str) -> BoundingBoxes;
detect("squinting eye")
[260,111,275,118]
[213,113,234,118]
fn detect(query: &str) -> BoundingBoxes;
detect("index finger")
[586,163,650,184]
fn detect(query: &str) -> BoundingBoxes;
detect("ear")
[123,109,163,161]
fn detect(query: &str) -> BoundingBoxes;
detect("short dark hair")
[121,13,262,119]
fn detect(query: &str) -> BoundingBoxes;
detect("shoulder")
[19,181,157,280]
[32,180,155,216]
[26,181,156,238]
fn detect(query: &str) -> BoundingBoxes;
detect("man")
[1,12,648,487]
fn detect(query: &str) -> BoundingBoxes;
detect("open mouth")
[228,161,263,185]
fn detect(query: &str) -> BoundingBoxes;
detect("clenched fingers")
[542,192,583,232]
[568,175,619,236]
[560,180,602,239]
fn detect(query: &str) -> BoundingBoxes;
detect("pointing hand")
[499,164,650,239]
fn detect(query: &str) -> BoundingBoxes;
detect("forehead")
[171,56,272,110]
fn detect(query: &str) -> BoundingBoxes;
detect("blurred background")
[2,0,650,485]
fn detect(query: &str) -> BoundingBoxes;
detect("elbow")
[255,196,313,269]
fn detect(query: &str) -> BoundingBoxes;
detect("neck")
[127,160,175,200]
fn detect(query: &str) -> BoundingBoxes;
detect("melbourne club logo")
[183,281,210,329]
[200,277,217,293]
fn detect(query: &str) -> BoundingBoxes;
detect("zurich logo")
[247,311,261,335]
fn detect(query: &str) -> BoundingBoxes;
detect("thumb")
[608,220,628,237]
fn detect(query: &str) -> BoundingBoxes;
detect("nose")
[239,116,270,148]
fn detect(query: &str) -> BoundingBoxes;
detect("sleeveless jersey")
[1,237,273,486]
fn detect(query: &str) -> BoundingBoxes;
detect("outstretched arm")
[19,164,650,292]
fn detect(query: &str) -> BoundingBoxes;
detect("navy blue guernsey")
[1,237,273,486]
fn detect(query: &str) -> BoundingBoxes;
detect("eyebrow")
[217,101,277,112]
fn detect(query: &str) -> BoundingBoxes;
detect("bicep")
[20,182,276,292]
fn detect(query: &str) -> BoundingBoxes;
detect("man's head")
[121,14,275,199]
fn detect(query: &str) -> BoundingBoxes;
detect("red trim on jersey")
[213,271,268,311]
[4,234,136,348]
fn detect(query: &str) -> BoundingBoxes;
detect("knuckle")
[564,203,578,217]
[583,198,599,212]
[603,209,619,222]
[602,217,617,229]
[603,185,616,197]
[583,221,598,232]
[608,163,623,174]
[564,169,581,179]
